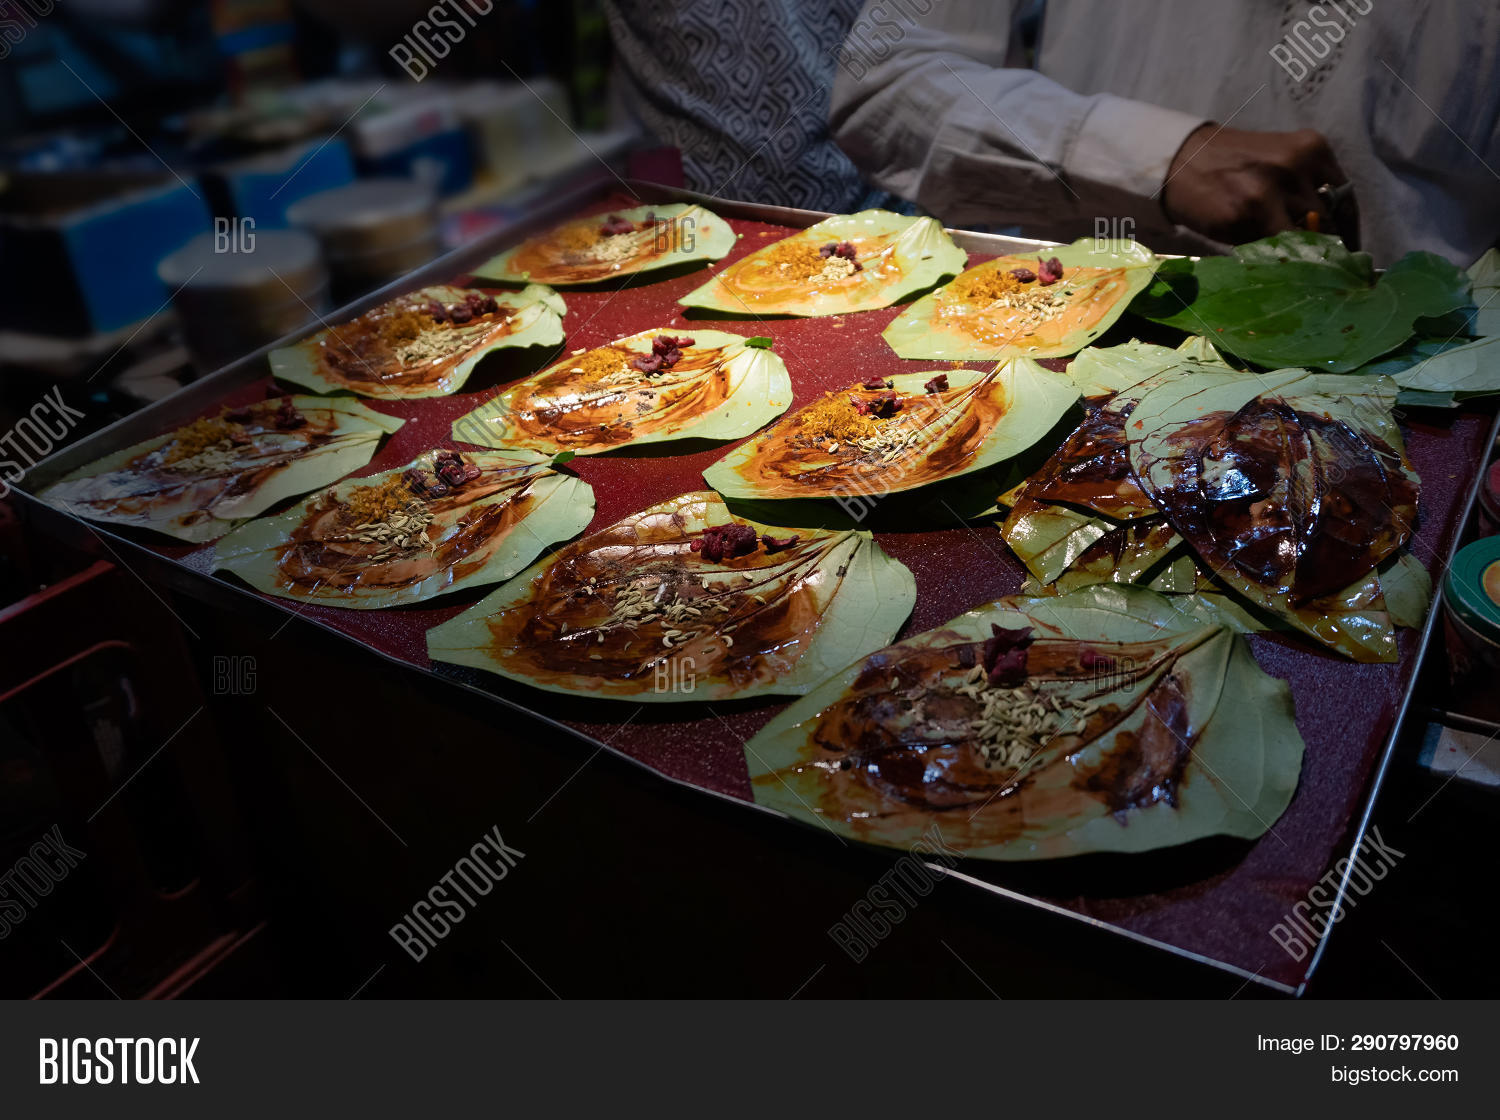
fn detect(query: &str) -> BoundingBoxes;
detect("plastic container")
[1441,536,1500,724]
[157,229,327,373]
[460,80,579,191]
[286,179,439,299]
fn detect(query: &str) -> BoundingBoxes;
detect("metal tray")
[16,179,1496,995]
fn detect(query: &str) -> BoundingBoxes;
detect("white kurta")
[831,0,1500,265]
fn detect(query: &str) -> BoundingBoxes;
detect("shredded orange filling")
[950,267,1026,303]
[795,392,882,443]
[341,475,418,524]
[763,241,830,282]
[164,418,236,463]
[568,346,634,380]
[378,308,430,345]
[557,223,603,254]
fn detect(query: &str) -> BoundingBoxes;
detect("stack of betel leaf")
[987,229,1500,666]
[1130,231,1500,407]
[1000,337,1432,662]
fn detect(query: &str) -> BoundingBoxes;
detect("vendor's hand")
[1161,124,1346,244]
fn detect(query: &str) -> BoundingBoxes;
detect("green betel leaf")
[473,203,736,286]
[703,358,1077,502]
[450,329,793,456]
[1133,231,1472,372]
[39,396,403,543]
[883,238,1158,361]
[269,285,566,400]
[212,449,594,610]
[744,584,1303,860]
[744,336,775,349]
[1379,334,1500,398]
[1067,335,1232,397]
[1124,366,1420,662]
[426,490,916,702]
[679,210,967,317]
[1467,247,1500,336]
[1378,551,1434,630]
[1395,388,1457,409]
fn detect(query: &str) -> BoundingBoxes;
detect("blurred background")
[0,0,634,447]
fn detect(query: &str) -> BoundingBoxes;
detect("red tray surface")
[149,197,1485,989]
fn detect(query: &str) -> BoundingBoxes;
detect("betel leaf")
[1467,248,1500,336]
[679,210,967,318]
[703,358,1078,502]
[1133,231,1472,372]
[1125,366,1420,662]
[1350,337,1468,408]
[1066,335,1232,397]
[1395,389,1457,408]
[744,336,775,349]
[450,329,793,456]
[38,396,403,544]
[883,238,1158,361]
[1377,334,1500,398]
[269,285,566,400]
[426,490,916,703]
[551,451,576,466]
[474,203,736,286]
[744,583,1303,860]
[1379,551,1434,630]
[212,449,594,610]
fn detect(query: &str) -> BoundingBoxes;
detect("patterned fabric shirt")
[603,0,888,212]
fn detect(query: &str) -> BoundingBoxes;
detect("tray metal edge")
[9,176,1457,996]
[1295,404,1500,995]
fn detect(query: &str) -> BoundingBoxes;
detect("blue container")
[355,129,475,198]
[203,138,356,230]
[0,174,212,337]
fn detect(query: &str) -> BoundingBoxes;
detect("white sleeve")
[830,0,1208,228]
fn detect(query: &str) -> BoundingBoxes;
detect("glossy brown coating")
[479,506,853,695]
[318,307,521,392]
[1074,671,1192,815]
[112,408,346,530]
[755,630,1206,846]
[1143,401,1419,605]
[500,343,736,450]
[274,464,542,595]
[728,379,1009,498]
[1012,397,1156,520]
[1066,517,1183,583]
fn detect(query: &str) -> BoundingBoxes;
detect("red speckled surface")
[138,196,1491,989]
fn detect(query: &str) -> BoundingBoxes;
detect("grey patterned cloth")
[603,0,893,212]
